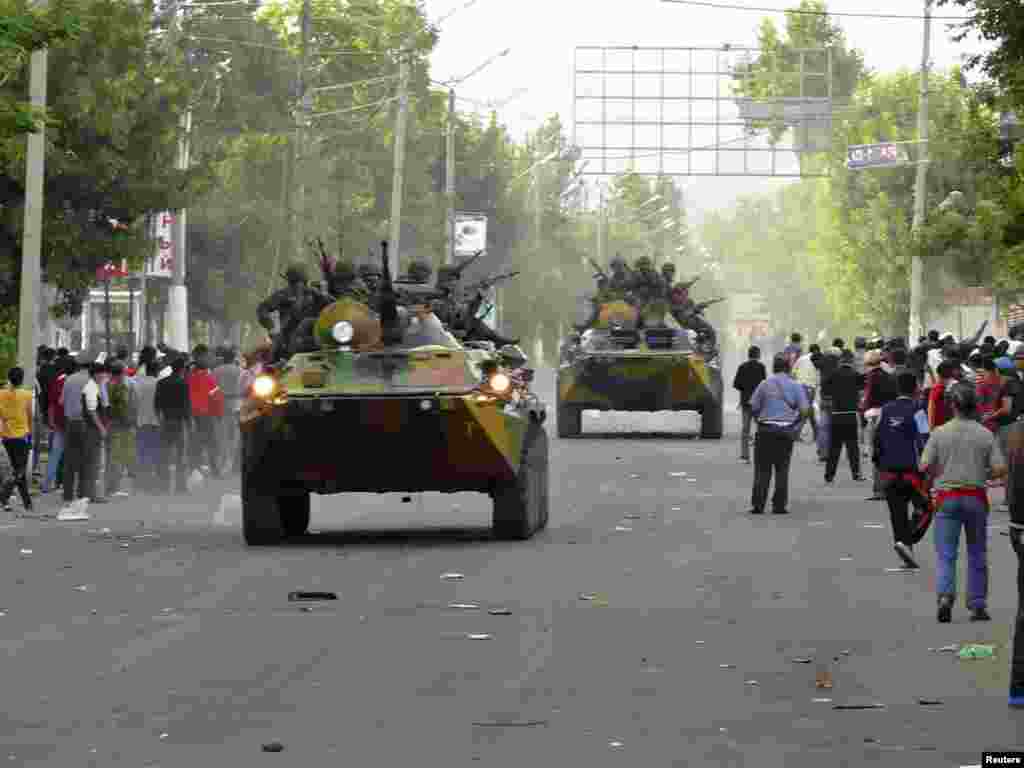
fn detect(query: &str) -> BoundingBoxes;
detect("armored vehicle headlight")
[489,373,511,393]
[252,375,276,399]
[332,320,354,344]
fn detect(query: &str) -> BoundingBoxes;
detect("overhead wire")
[658,0,971,21]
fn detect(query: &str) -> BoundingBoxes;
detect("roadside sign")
[846,142,910,170]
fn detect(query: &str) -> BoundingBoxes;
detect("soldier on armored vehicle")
[258,263,333,361]
[628,256,665,305]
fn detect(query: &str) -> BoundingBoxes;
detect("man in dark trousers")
[155,356,191,494]
[861,349,898,500]
[815,347,840,462]
[747,354,810,515]
[733,346,766,463]
[874,372,929,570]
[1004,417,1024,705]
[822,349,863,484]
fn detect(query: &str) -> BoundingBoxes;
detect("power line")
[659,0,970,21]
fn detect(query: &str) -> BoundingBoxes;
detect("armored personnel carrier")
[240,242,548,545]
[557,297,724,439]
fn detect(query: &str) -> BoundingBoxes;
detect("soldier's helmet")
[408,259,433,282]
[284,263,309,284]
[333,260,356,281]
[609,255,626,269]
[661,262,676,275]
[635,256,653,271]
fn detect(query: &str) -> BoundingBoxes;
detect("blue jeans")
[934,494,989,609]
[43,429,64,492]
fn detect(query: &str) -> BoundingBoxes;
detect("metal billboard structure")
[572,45,833,179]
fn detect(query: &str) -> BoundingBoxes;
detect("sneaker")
[824,477,834,485]
[747,508,764,515]
[112,491,130,498]
[894,543,919,569]
[740,457,751,464]
[937,597,953,623]
[772,508,789,515]
[2,503,10,513]
[89,497,109,504]
[57,507,92,522]
[852,475,865,482]
[866,495,884,501]
[970,607,992,622]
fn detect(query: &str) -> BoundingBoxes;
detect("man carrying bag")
[747,354,810,515]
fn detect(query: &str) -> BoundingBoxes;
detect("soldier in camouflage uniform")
[607,255,632,294]
[629,256,664,304]
[326,259,368,300]
[258,263,330,361]
[358,263,382,294]
[660,262,677,300]
[405,259,433,284]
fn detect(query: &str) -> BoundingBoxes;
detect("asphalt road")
[2,368,1022,767]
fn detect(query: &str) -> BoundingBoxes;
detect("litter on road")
[447,603,480,610]
[472,720,548,728]
[261,741,284,753]
[467,633,492,640]
[614,525,633,532]
[885,568,917,573]
[487,608,512,616]
[73,585,95,592]
[812,698,832,703]
[744,680,759,686]
[917,699,944,706]
[695,640,705,645]
[287,591,338,602]
[18,549,31,556]
[833,703,885,710]
[791,657,813,664]
[719,664,736,669]
[608,741,624,748]
[441,573,465,581]
[859,523,886,529]
[930,644,959,653]
[669,472,687,477]
[958,644,995,659]
[623,513,642,520]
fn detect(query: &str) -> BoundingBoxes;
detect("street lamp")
[443,47,512,265]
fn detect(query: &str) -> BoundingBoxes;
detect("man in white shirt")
[793,344,820,445]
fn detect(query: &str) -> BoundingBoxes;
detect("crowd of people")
[0,341,273,522]
[734,326,1021,627]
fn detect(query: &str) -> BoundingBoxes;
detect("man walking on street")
[815,347,840,462]
[212,347,244,473]
[874,372,930,570]
[747,354,810,515]
[861,349,897,501]
[155,357,191,494]
[733,346,766,464]
[188,346,223,477]
[794,343,820,445]
[823,350,864,484]
[133,361,162,493]
[59,361,106,518]
[0,367,35,515]
[921,384,1007,623]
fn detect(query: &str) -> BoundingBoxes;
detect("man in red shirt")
[976,357,1003,433]
[928,359,957,431]
[42,357,73,494]
[187,346,224,478]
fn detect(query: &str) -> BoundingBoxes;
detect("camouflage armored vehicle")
[557,296,724,439]
[240,242,548,545]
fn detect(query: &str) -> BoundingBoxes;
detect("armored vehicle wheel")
[700,400,723,440]
[242,487,284,545]
[281,494,312,538]
[556,387,581,438]
[492,423,549,540]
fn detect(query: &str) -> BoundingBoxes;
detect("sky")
[419,0,990,217]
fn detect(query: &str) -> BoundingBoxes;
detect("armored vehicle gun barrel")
[378,241,403,346]
[587,257,608,281]
[464,270,520,294]
[694,297,724,313]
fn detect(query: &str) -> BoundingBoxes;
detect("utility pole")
[167,0,190,352]
[908,0,932,341]
[17,36,47,379]
[388,37,412,279]
[445,88,456,266]
[294,0,311,262]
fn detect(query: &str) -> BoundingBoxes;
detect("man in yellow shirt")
[0,367,34,514]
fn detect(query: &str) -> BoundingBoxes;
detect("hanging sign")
[95,261,129,282]
[846,142,910,170]
[147,211,175,278]
[454,212,487,257]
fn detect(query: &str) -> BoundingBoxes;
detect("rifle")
[588,257,608,281]
[379,241,403,345]
[464,270,520,294]
[693,297,725,313]
[449,249,485,281]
